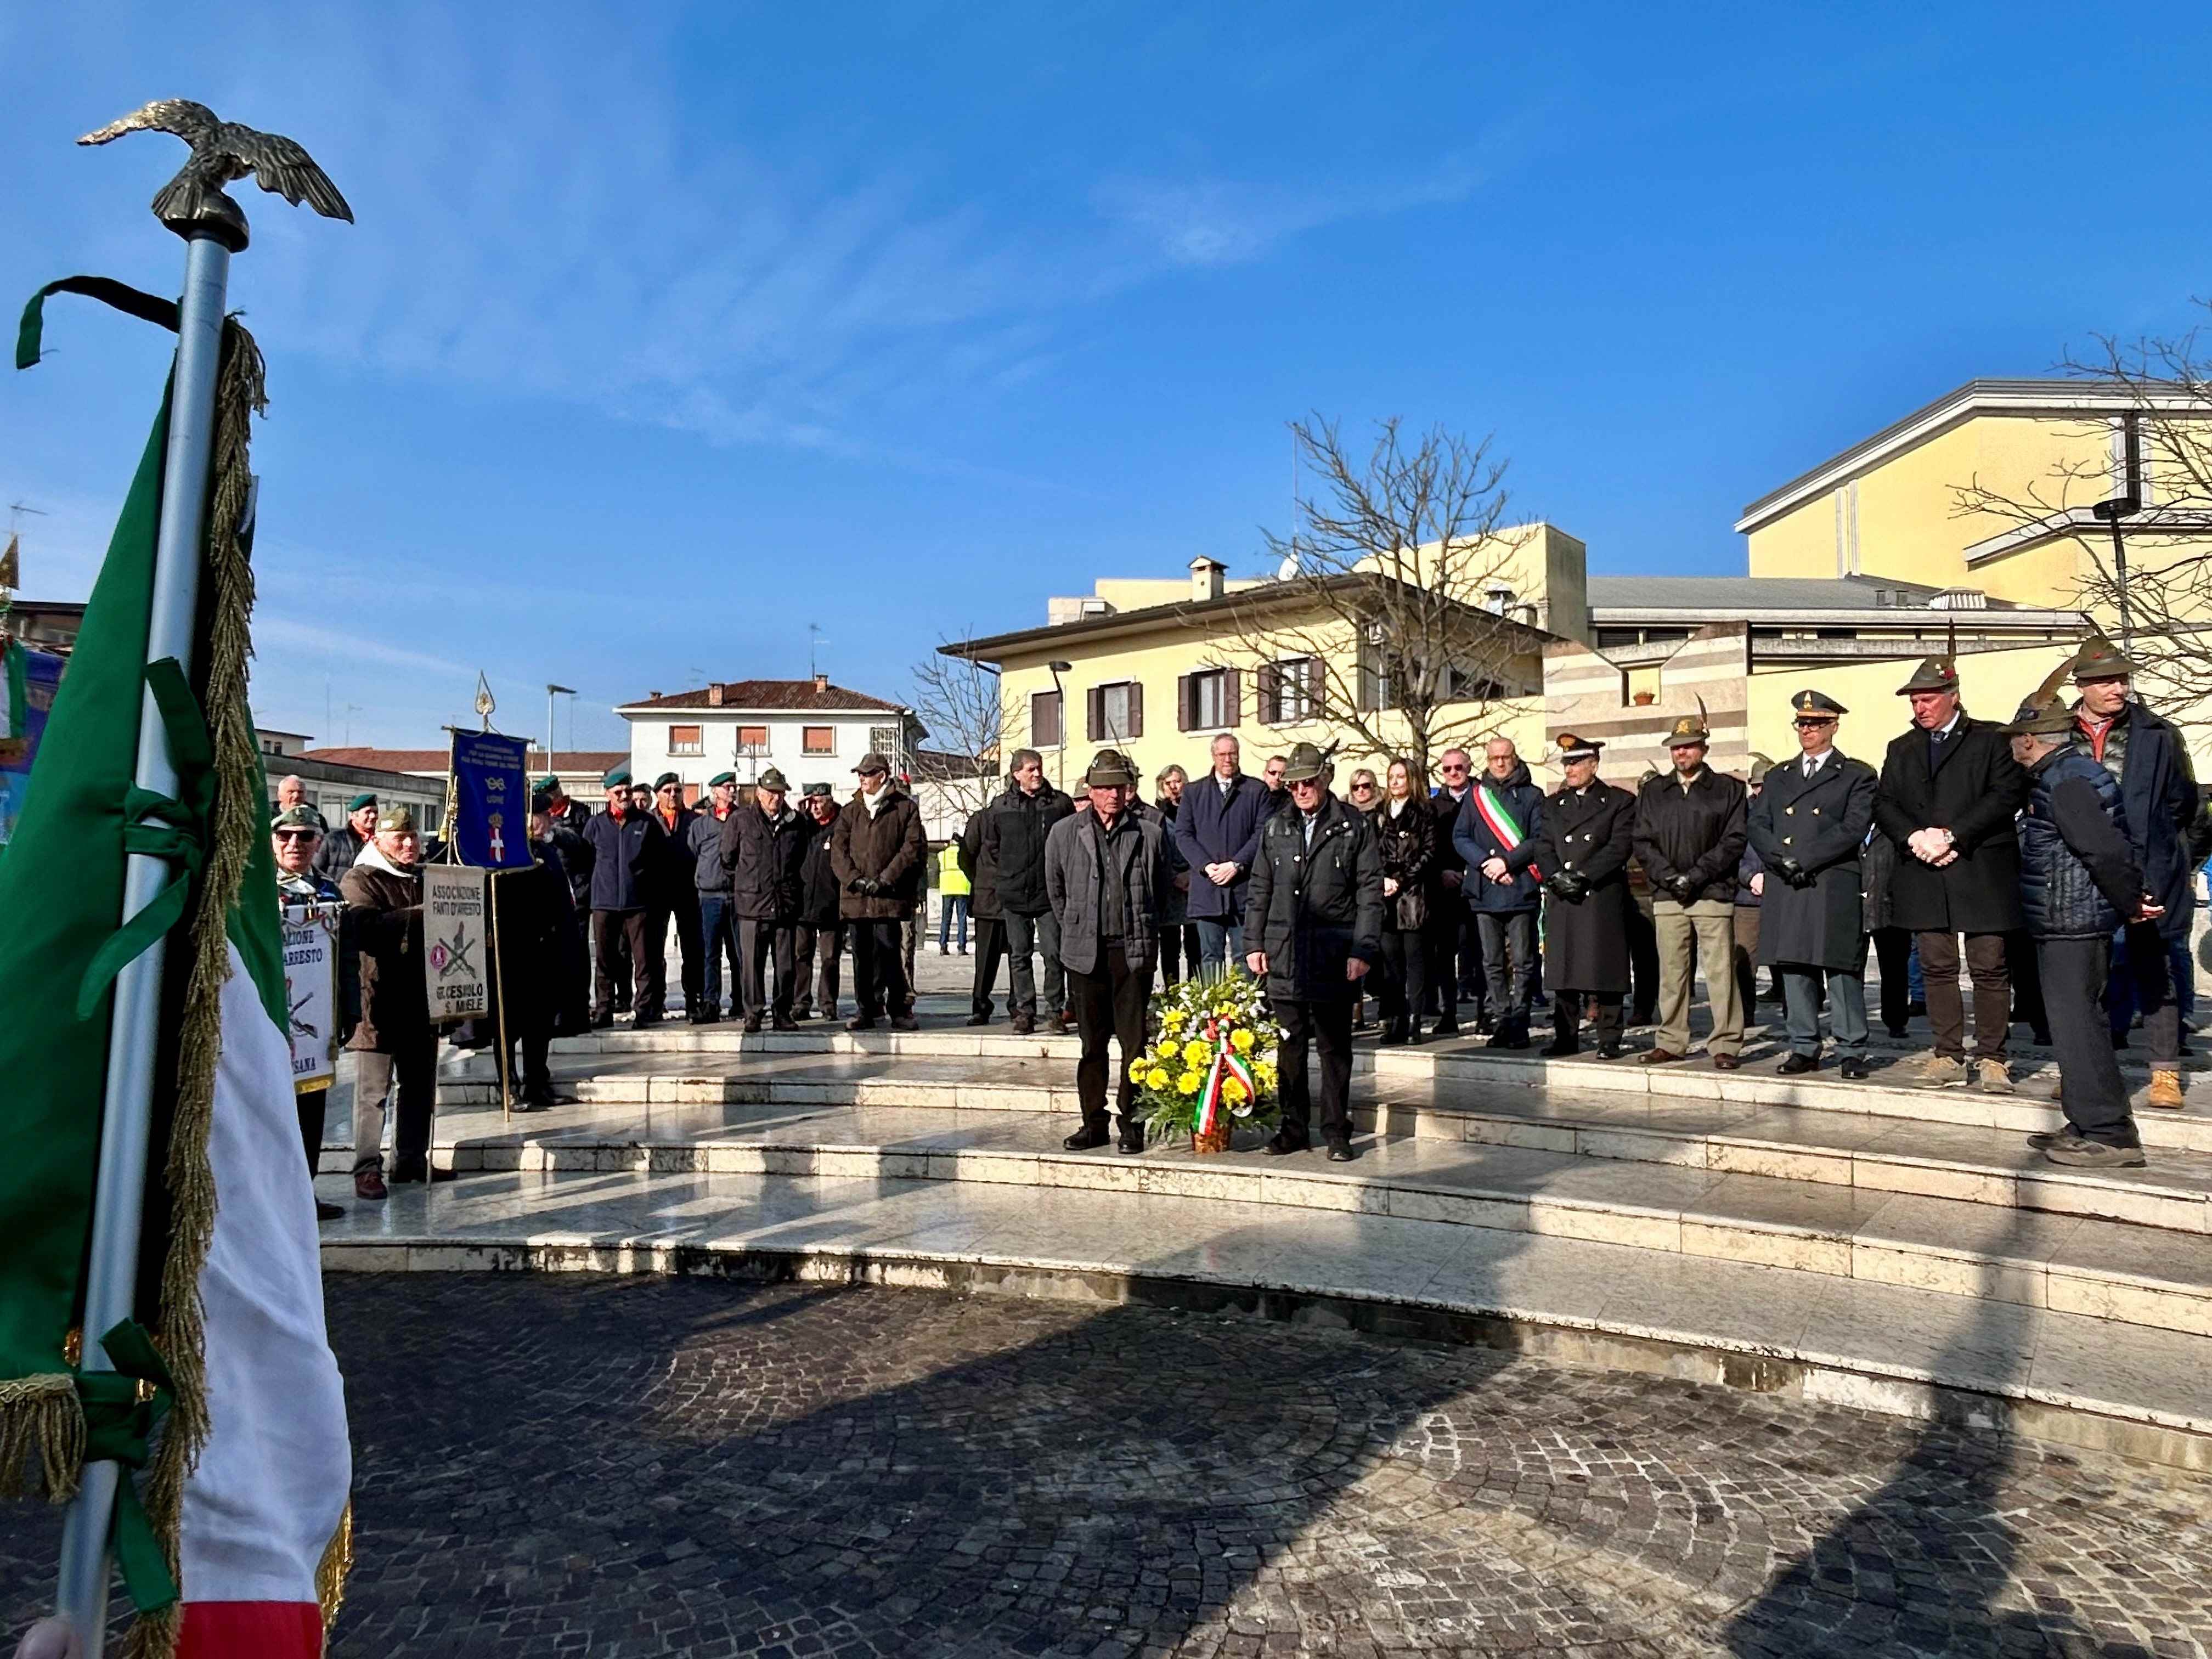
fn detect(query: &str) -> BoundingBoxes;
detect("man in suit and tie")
[1873,656,2032,1092]
[1748,691,1878,1077]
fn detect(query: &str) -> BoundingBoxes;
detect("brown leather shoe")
[1712,1054,1741,1071]
[1637,1048,1685,1065]
[2147,1070,2187,1110]
[353,1169,388,1201]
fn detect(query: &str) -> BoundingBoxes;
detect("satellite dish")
[1276,551,1300,581]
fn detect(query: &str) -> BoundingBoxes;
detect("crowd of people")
[269,630,2204,1213]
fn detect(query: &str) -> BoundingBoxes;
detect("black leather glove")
[1777,859,1810,888]
[1564,874,1590,902]
[1667,876,1695,903]
[860,877,884,897]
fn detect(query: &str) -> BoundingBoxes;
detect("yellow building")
[941,525,1588,791]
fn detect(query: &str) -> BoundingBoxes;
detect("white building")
[616,675,923,803]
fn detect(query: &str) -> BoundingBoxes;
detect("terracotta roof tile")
[620,679,907,714]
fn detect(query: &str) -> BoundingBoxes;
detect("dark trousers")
[969,915,1008,1018]
[1872,926,1913,1036]
[1475,910,1539,1024]
[1627,901,1660,1024]
[351,1039,435,1177]
[297,1086,329,1182]
[1553,989,1623,1049]
[1159,921,1202,986]
[1916,929,2010,1062]
[738,918,798,1021]
[1278,997,1356,1146]
[697,894,740,1017]
[1067,947,1154,1128]
[1423,904,1481,1026]
[2040,935,2137,1146]
[505,1028,552,1094]
[591,909,652,1022]
[1377,927,1426,1035]
[2109,919,2183,1070]
[2009,927,2051,1043]
[651,891,702,1018]
[850,918,911,1019]
[793,922,843,1015]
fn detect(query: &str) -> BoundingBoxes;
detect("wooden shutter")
[1223,669,1242,728]
[1126,680,1144,738]
[1257,663,1280,725]
[1177,674,1194,732]
[1086,685,1104,743]
[1305,657,1325,718]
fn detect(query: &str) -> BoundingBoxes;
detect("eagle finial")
[78,99,351,251]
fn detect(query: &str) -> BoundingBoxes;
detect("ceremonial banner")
[0,639,64,845]
[448,730,531,868]
[424,862,489,1020]
[280,904,340,1090]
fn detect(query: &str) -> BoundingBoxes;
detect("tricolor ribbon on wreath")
[1191,1019,1260,1141]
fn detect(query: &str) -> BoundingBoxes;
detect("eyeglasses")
[1349,781,1376,793]
[274,830,317,842]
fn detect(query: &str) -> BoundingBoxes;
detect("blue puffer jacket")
[1451,763,1546,915]
[2019,750,2126,939]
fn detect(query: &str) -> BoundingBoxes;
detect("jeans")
[697,894,740,1017]
[850,918,911,1019]
[1193,916,1243,979]
[1475,910,1539,1024]
[1005,909,1065,1017]
[351,1039,436,1177]
[1066,946,1154,1129]
[1916,930,2010,1062]
[2041,935,2137,1146]
[2106,919,2183,1069]
[1779,964,1869,1059]
[1277,997,1355,1146]
[939,894,970,951]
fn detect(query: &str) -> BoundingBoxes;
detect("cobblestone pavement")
[8,1276,2212,1657]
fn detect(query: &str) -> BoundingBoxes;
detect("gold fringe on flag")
[0,1374,83,1502]
[122,314,268,1659]
[315,1497,354,1635]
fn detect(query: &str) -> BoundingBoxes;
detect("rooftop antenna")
[809,622,828,678]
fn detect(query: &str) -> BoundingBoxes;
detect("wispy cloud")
[1091,163,1483,269]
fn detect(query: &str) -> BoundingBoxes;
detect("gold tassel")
[0,1376,85,1502]
[315,1498,354,1637]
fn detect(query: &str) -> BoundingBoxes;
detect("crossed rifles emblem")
[428,926,479,981]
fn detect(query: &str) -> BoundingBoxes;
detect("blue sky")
[5,4,2210,751]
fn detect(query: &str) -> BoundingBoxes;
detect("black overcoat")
[1530,779,1636,994]
[1872,715,2028,934]
[1242,793,1384,1002]
[1746,752,1876,970]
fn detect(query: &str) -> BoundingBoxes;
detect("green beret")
[534,775,560,792]
[346,792,378,812]
[653,771,681,790]
[602,765,632,788]
[708,771,736,788]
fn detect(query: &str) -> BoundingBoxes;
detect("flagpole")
[53,227,233,1647]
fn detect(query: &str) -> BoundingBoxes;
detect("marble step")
[314,1161,2212,1470]
[439,1051,2212,1228]
[359,1094,2212,1339]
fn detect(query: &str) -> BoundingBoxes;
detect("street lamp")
[1047,659,1071,791]
[2092,411,2143,652]
[544,682,577,775]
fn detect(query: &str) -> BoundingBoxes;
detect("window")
[1259,658,1319,724]
[1031,690,1063,748]
[1085,680,1143,743]
[735,725,770,755]
[1177,668,1234,731]
[869,726,901,759]
[668,724,703,756]
[802,725,834,755]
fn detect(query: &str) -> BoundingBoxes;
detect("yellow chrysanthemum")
[1222,1077,1249,1104]
[1253,1061,1277,1090]
[1172,1071,1198,1095]
[1146,1067,1171,1090]
[1155,1038,1180,1059]
[1230,1028,1255,1053]
[1182,1039,1209,1067]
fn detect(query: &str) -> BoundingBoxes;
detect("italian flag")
[0,294,349,1654]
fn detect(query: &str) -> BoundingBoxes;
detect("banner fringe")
[0,1376,84,1502]
[316,1497,353,1636]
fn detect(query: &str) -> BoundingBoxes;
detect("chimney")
[707,683,725,707]
[1189,556,1226,602]
[812,672,829,693]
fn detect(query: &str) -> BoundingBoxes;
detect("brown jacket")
[340,855,430,1052]
[829,782,927,921]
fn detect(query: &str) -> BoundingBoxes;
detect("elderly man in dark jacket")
[1874,655,2030,1092]
[2069,631,2199,1110]
[1633,709,1750,1068]
[1046,750,1172,1153]
[831,752,928,1030]
[1176,732,1273,979]
[1245,743,1385,1162]
[982,748,1077,1034]
[1529,735,1637,1059]
[1748,692,1878,1078]
[644,772,702,1022]
[312,792,379,884]
[687,772,742,1023]
[340,806,442,1199]
[721,766,810,1031]
[793,784,844,1019]
[583,768,663,1027]
[1452,737,1547,1049]
[957,802,1007,1025]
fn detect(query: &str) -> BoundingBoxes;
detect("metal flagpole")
[53,227,232,1646]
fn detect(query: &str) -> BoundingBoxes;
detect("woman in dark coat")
[1527,735,1637,1058]
[1368,758,1435,1044]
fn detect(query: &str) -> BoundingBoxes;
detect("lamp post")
[2092,410,2143,653]
[1047,659,1071,791]
[544,682,576,776]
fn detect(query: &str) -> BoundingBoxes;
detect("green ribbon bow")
[76,1320,181,1614]
[75,657,213,1019]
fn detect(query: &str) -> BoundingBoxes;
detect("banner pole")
[492,872,513,1119]
[54,228,232,1646]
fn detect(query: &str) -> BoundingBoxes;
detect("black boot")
[1117,1117,1146,1154]
[1541,1025,1579,1058]
[1063,1120,1111,1152]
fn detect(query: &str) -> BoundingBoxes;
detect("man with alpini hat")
[1631,706,1749,1067]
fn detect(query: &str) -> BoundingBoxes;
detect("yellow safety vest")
[936,841,971,896]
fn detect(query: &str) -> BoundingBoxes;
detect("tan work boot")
[1975,1058,2012,1094]
[1905,1053,1970,1088]
[2146,1070,2187,1110]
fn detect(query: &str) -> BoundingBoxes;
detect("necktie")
[1804,757,1815,778]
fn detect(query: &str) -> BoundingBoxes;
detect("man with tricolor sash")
[1449,737,1547,1050]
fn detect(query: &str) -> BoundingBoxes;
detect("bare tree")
[1951,315,2212,731]
[908,642,1003,821]
[1207,416,1544,780]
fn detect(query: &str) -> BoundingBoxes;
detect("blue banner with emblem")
[448,730,532,868]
